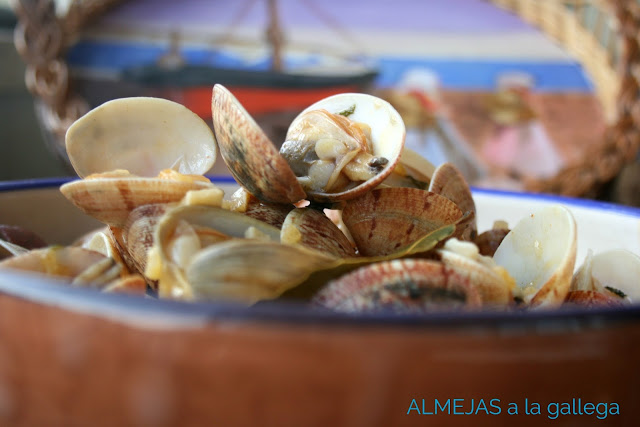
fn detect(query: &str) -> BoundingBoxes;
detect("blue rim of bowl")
[1,176,640,329]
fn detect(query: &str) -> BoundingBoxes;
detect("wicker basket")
[12,0,640,199]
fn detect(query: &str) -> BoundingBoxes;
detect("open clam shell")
[493,205,577,308]
[341,187,462,256]
[187,240,336,304]
[312,259,482,313]
[66,97,217,178]
[146,204,283,299]
[212,84,306,204]
[283,92,406,202]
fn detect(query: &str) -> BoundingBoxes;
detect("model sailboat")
[70,0,378,120]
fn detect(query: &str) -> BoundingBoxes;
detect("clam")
[186,240,336,304]
[0,246,118,286]
[0,225,47,255]
[75,226,130,275]
[341,187,462,256]
[282,93,405,201]
[312,258,482,314]
[122,204,171,275]
[429,162,477,240]
[61,97,220,227]
[212,84,405,204]
[145,204,283,299]
[382,147,434,189]
[570,249,640,303]
[0,238,28,259]
[437,238,514,306]
[212,84,306,204]
[493,205,577,308]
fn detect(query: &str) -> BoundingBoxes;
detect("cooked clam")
[570,249,640,303]
[282,92,406,202]
[212,84,405,204]
[61,96,221,228]
[312,258,482,313]
[341,187,462,256]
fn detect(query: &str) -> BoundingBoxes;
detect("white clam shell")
[66,97,217,178]
[579,249,640,302]
[493,205,577,307]
[286,92,406,201]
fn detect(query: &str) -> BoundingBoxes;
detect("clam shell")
[429,162,476,240]
[438,242,513,306]
[572,249,640,302]
[147,204,283,299]
[285,93,406,202]
[186,240,336,304]
[0,225,47,252]
[244,200,293,229]
[66,97,217,178]
[60,177,213,227]
[281,208,357,258]
[122,204,170,275]
[341,187,462,256]
[493,205,577,308]
[312,258,482,313]
[0,246,106,278]
[212,84,306,204]
[564,290,625,308]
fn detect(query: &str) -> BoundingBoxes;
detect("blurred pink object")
[482,122,564,178]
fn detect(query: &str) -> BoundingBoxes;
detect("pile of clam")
[1,85,639,313]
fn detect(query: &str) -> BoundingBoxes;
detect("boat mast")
[266,0,284,72]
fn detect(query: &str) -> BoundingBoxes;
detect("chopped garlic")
[182,187,224,207]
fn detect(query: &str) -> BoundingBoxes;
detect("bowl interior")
[0,177,639,326]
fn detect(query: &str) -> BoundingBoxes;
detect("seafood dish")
[1,85,638,314]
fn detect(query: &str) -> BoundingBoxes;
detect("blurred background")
[1,0,637,202]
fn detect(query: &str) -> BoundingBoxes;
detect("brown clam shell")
[312,258,482,313]
[60,177,211,228]
[281,208,357,258]
[122,204,170,275]
[211,84,306,204]
[0,225,47,251]
[564,290,626,308]
[341,187,462,257]
[429,162,476,240]
[245,200,294,229]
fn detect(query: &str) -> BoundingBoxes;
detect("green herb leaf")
[338,104,356,117]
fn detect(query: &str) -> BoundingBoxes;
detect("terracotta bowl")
[0,178,639,427]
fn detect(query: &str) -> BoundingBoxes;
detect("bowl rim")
[1,176,640,330]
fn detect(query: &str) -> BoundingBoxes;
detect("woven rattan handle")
[491,0,640,197]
